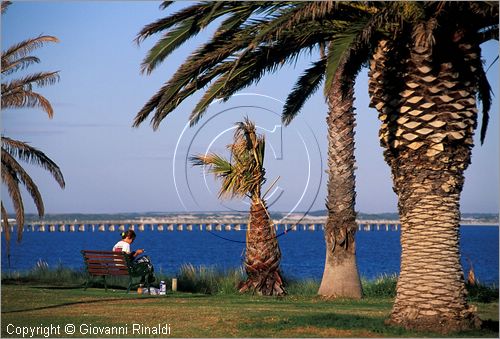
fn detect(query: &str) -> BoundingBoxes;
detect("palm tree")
[135,1,498,330]
[1,1,65,262]
[133,0,379,299]
[191,118,285,296]
[365,2,498,332]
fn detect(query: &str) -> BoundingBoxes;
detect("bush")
[283,277,319,296]
[176,264,244,295]
[466,282,499,303]
[361,274,398,298]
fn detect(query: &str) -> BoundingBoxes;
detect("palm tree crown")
[1,2,65,262]
[191,118,285,296]
[190,118,266,201]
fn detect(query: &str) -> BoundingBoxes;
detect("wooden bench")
[81,250,151,293]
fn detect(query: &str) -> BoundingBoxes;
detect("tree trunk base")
[238,269,286,296]
[318,252,362,299]
[386,305,482,334]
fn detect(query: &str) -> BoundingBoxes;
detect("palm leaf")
[189,71,232,126]
[2,71,60,117]
[136,3,214,44]
[159,1,174,11]
[1,35,59,69]
[1,56,40,75]
[323,18,369,97]
[282,58,326,125]
[2,88,56,118]
[139,2,252,74]
[1,1,12,14]
[140,17,199,75]
[477,63,493,144]
[1,162,25,242]
[1,202,11,266]
[1,148,44,217]
[1,137,65,188]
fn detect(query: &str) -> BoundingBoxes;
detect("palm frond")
[1,56,40,75]
[139,2,252,74]
[1,35,59,68]
[1,201,11,264]
[187,25,332,124]
[2,88,57,118]
[1,1,12,14]
[1,137,65,188]
[477,62,493,144]
[1,162,25,242]
[283,58,326,125]
[159,1,174,11]
[323,17,370,97]
[136,3,213,44]
[1,148,44,217]
[189,71,231,125]
[190,118,267,200]
[140,17,200,75]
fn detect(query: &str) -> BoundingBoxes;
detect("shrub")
[176,264,244,295]
[361,274,398,298]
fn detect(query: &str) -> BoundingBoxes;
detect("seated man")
[113,229,155,284]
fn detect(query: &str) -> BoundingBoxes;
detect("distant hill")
[22,210,498,223]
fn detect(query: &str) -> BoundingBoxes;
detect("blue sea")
[1,226,498,285]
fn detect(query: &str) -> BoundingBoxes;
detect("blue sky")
[1,2,499,215]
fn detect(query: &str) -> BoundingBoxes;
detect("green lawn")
[1,284,498,338]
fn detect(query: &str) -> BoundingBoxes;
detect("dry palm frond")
[1,162,25,242]
[1,202,11,266]
[2,137,65,188]
[1,35,59,70]
[1,148,45,217]
[1,1,12,14]
[2,71,60,118]
[191,119,266,201]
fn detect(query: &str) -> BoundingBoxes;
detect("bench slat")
[85,259,127,264]
[88,268,128,275]
[84,254,126,259]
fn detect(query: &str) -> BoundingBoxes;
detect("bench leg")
[127,277,132,294]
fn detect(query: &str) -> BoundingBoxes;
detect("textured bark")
[318,69,362,298]
[239,199,286,296]
[368,33,482,333]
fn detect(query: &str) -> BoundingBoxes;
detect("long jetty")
[1,219,399,233]
[0,218,496,233]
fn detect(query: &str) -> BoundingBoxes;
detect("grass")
[1,265,498,337]
[1,284,498,338]
[2,264,497,301]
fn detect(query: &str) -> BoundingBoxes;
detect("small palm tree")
[1,1,65,263]
[190,118,285,296]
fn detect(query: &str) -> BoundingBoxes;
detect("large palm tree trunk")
[318,69,362,298]
[239,199,286,296]
[368,35,482,332]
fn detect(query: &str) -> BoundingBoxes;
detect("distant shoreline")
[16,211,499,225]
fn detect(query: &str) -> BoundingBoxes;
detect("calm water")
[1,226,498,284]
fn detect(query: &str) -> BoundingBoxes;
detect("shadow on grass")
[29,285,85,290]
[241,312,499,337]
[2,289,212,315]
[1,297,138,314]
[239,312,409,336]
[481,319,499,332]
